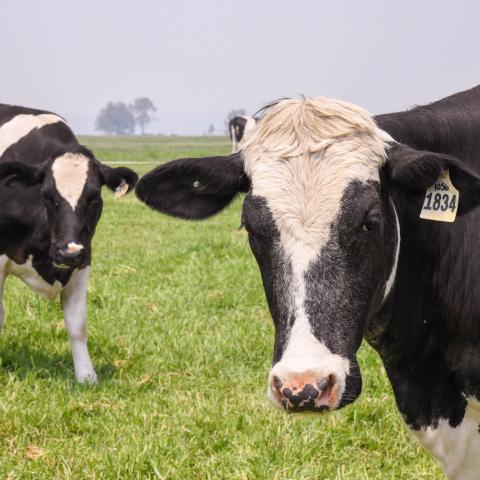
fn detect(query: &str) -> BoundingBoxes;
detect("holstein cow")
[229,115,257,152]
[0,104,138,383]
[136,86,480,479]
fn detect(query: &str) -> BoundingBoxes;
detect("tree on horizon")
[130,97,157,135]
[95,102,135,135]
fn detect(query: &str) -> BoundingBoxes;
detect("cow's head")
[135,97,480,413]
[0,145,138,268]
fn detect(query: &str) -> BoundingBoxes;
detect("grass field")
[0,136,442,479]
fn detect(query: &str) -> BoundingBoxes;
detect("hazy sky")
[1,0,479,135]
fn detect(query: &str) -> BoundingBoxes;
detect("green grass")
[0,136,442,479]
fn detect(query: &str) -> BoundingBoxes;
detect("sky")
[1,0,480,135]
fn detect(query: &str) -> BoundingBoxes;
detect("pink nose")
[270,371,340,412]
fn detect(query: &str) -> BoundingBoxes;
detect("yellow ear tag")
[115,181,129,199]
[419,169,459,222]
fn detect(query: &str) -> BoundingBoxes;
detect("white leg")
[0,256,7,333]
[61,266,97,383]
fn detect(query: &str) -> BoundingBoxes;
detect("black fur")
[135,153,249,219]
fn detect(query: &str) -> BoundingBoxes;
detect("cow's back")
[0,103,78,166]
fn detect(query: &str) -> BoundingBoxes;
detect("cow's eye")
[361,209,381,233]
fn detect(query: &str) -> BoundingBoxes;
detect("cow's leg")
[410,402,480,480]
[0,256,8,333]
[60,267,97,383]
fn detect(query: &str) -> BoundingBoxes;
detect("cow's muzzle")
[54,242,85,268]
[269,371,341,413]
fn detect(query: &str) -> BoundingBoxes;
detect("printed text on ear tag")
[420,169,459,222]
[115,181,129,198]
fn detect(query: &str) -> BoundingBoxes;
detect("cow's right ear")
[0,161,45,188]
[135,152,249,219]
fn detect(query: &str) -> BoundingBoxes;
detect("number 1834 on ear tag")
[420,169,459,222]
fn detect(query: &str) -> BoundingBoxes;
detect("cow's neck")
[375,84,480,165]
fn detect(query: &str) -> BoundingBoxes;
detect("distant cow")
[229,116,256,152]
[136,86,480,479]
[0,104,138,383]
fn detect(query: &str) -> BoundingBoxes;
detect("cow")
[229,115,257,152]
[135,86,480,479]
[0,104,138,383]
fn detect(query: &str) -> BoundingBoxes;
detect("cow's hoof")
[76,370,98,384]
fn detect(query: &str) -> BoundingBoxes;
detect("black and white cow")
[0,104,138,383]
[229,115,257,152]
[136,86,480,479]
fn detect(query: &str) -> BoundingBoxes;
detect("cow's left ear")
[385,142,480,214]
[98,164,138,196]
[0,161,45,188]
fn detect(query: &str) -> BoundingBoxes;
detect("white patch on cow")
[245,98,389,405]
[383,200,401,300]
[411,400,480,480]
[66,242,84,254]
[6,255,63,300]
[239,116,256,147]
[0,255,8,332]
[230,124,238,153]
[0,113,64,157]
[52,153,90,210]
[61,267,97,383]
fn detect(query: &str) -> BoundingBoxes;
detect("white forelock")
[243,96,389,264]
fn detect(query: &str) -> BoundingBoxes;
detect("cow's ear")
[135,152,249,219]
[385,143,480,214]
[98,164,138,196]
[0,161,45,188]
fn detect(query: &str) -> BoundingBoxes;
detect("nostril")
[272,376,283,392]
[317,377,330,392]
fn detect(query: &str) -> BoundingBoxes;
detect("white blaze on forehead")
[243,97,388,260]
[0,113,65,157]
[52,153,90,209]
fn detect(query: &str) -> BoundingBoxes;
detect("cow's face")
[136,97,480,413]
[0,147,138,269]
[239,100,398,411]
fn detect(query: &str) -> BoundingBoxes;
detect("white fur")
[66,242,84,254]
[61,267,97,383]
[383,201,401,299]
[231,116,257,152]
[411,400,480,480]
[230,124,238,153]
[0,255,96,383]
[0,113,64,157]
[6,255,63,299]
[0,256,7,332]
[52,153,90,210]
[239,116,256,147]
